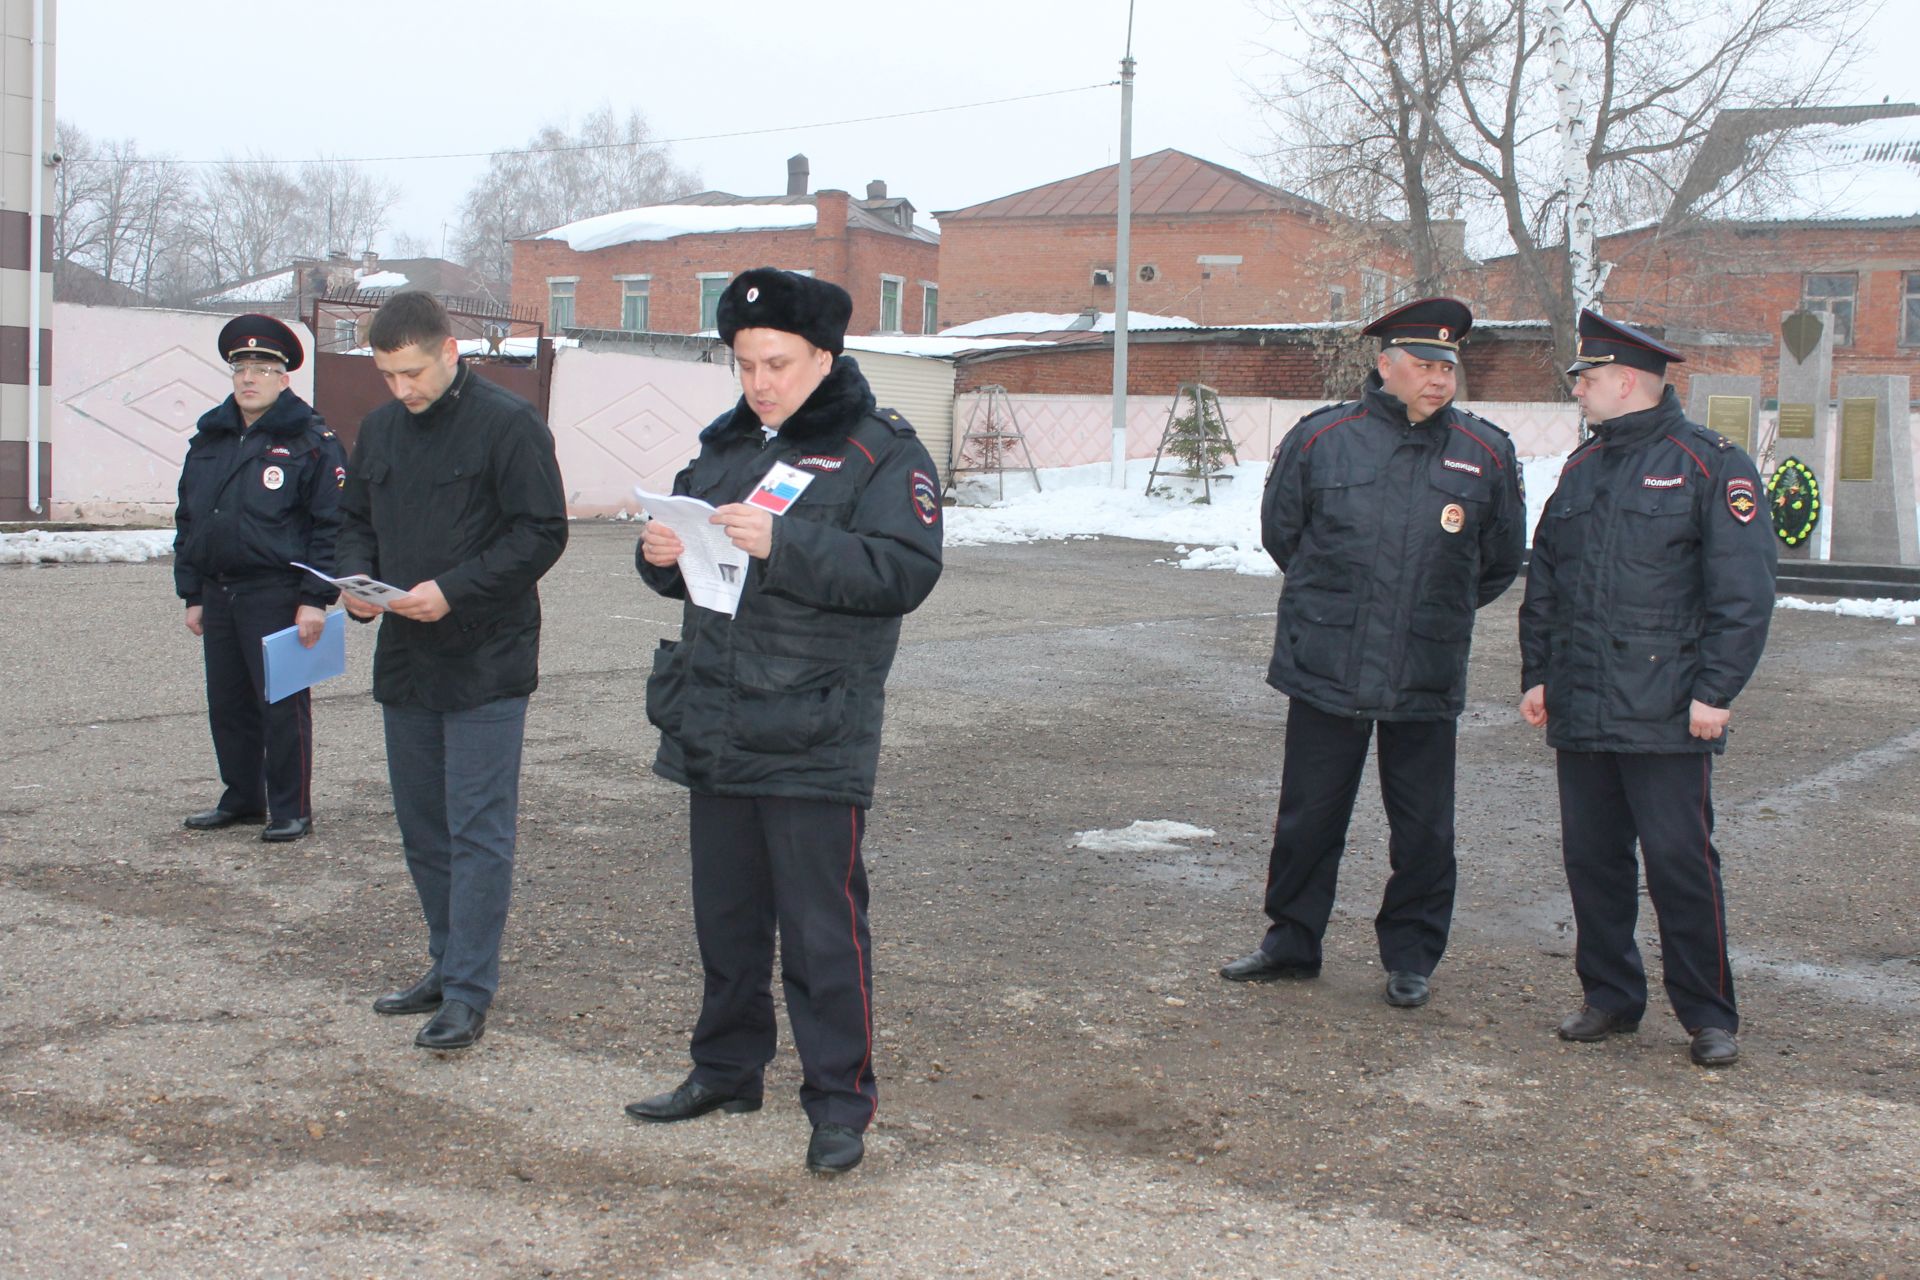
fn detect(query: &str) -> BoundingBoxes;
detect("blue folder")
[262,609,347,703]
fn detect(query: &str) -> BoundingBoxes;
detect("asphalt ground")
[1,522,1915,1278]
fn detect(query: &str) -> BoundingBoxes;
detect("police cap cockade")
[1565,308,1684,377]
[716,268,853,356]
[217,313,304,372]
[1361,296,1474,366]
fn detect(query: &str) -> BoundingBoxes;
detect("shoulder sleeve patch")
[910,470,940,526]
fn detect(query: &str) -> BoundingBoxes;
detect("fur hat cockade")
[716,268,853,356]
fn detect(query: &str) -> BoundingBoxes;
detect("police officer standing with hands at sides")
[1220,298,1524,1009]
[628,268,943,1175]
[338,293,568,1052]
[175,315,346,844]
[1519,310,1775,1069]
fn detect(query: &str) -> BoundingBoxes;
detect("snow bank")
[1073,820,1217,854]
[1777,595,1920,625]
[0,530,174,565]
[945,460,1265,552]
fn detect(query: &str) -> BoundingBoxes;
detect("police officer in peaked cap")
[1518,308,1776,1068]
[1219,297,1525,1010]
[174,315,347,842]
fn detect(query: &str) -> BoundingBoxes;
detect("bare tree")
[186,156,307,287]
[289,158,401,259]
[52,119,195,303]
[1253,0,1874,366]
[453,106,701,282]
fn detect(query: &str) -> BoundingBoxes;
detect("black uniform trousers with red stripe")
[1261,698,1458,976]
[199,577,313,823]
[686,793,877,1132]
[1556,750,1736,1033]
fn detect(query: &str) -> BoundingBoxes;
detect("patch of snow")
[1073,820,1217,854]
[352,270,410,291]
[200,269,296,304]
[536,204,816,253]
[1777,595,1920,623]
[939,311,1199,337]
[946,460,1267,559]
[1522,453,1567,541]
[0,530,174,565]
[843,335,1055,358]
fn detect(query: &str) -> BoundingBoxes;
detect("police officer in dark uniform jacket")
[626,268,943,1175]
[1220,298,1525,1009]
[175,315,345,843]
[1518,310,1776,1068]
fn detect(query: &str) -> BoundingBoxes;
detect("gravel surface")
[1,523,1914,1278]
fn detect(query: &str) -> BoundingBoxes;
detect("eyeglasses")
[230,362,286,379]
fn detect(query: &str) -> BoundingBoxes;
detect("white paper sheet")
[291,562,412,610]
[634,489,751,617]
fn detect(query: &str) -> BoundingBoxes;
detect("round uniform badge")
[1440,502,1465,534]
[262,465,285,491]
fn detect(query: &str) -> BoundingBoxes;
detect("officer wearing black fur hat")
[1219,297,1524,1010]
[1518,309,1776,1069]
[174,314,346,843]
[627,268,943,1175]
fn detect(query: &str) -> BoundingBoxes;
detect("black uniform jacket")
[1262,375,1524,721]
[337,363,569,712]
[174,388,346,610]
[639,357,944,807]
[1518,386,1776,754]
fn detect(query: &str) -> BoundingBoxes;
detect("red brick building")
[1474,108,1920,401]
[933,149,1429,331]
[509,163,940,338]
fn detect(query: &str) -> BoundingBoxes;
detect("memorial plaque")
[1777,402,1816,440]
[1706,395,1753,451]
[1840,397,1877,481]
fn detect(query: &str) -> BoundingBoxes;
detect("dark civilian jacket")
[337,362,569,711]
[638,356,944,807]
[174,388,345,609]
[1262,375,1525,721]
[1518,386,1776,754]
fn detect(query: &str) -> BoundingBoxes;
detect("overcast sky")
[54,0,1919,260]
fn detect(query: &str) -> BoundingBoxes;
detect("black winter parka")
[1518,387,1776,754]
[1262,375,1525,721]
[174,388,345,609]
[639,357,943,807]
[337,363,569,712]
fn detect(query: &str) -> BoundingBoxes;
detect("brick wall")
[509,190,939,337]
[937,211,1416,330]
[1476,221,1920,399]
[955,333,1566,402]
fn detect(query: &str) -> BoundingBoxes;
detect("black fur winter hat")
[715,268,852,355]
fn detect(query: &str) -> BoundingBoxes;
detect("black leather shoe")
[1690,1026,1739,1067]
[1384,971,1430,1008]
[624,1078,762,1123]
[260,817,312,843]
[1219,950,1321,982]
[1557,1004,1641,1042]
[806,1122,865,1174]
[184,808,264,830]
[414,999,485,1050]
[373,972,444,1016]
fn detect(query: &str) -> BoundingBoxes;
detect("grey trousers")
[382,696,528,1012]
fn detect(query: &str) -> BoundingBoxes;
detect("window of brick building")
[879,275,904,333]
[1360,270,1387,318]
[921,283,938,334]
[547,278,577,332]
[617,276,650,331]
[1802,273,1856,347]
[697,274,730,330]
[1903,273,1920,347]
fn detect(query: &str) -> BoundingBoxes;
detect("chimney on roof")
[787,154,809,197]
[866,180,887,200]
[362,249,378,274]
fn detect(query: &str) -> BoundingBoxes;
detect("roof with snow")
[934,149,1325,222]
[199,269,296,305]
[1666,103,1920,226]
[940,311,1201,337]
[529,190,938,253]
